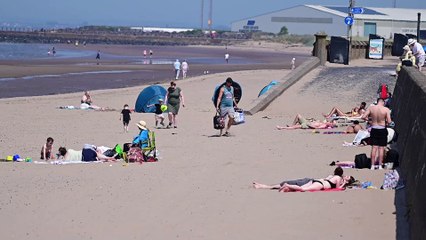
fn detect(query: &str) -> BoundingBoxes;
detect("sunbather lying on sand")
[253,167,355,192]
[345,120,364,134]
[276,114,337,130]
[323,102,367,119]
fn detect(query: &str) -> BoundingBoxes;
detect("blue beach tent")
[135,85,167,113]
[258,80,279,97]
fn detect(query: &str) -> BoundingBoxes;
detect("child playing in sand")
[40,137,54,160]
[120,104,131,132]
[147,99,166,128]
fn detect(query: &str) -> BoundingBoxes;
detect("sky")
[1,0,426,29]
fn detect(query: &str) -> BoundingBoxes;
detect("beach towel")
[323,131,347,134]
[288,188,345,193]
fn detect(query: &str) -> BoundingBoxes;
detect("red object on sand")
[380,84,388,99]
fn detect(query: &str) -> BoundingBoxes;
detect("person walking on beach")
[181,60,189,79]
[96,50,101,65]
[149,49,153,58]
[147,99,166,128]
[216,77,238,136]
[174,59,181,80]
[143,49,147,58]
[408,39,425,71]
[361,98,392,170]
[120,104,132,133]
[291,58,296,70]
[225,53,230,63]
[165,81,185,128]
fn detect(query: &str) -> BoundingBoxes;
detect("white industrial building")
[231,5,426,39]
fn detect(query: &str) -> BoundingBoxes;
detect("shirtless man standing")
[362,98,392,170]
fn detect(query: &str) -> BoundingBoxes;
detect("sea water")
[0,42,94,60]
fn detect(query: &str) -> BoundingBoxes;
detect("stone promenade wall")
[392,67,426,240]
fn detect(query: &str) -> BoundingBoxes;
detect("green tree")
[278,26,288,36]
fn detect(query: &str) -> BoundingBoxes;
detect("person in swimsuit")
[361,98,392,170]
[81,91,93,105]
[40,137,54,160]
[345,120,364,134]
[323,102,367,119]
[276,114,337,130]
[253,167,355,192]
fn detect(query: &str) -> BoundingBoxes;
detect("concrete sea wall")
[392,67,426,240]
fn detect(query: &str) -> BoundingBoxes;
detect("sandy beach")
[0,45,398,239]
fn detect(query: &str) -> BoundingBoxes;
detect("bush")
[278,26,288,36]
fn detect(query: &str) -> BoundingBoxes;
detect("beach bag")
[103,149,116,157]
[382,170,399,190]
[213,113,225,130]
[127,147,145,163]
[233,108,245,125]
[352,129,370,145]
[354,153,371,169]
[377,83,389,99]
[384,149,399,168]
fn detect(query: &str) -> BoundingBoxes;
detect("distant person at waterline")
[225,53,230,63]
[291,58,296,70]
[181,60,189,79]
[174,59,181,80]
[96,50,101,65]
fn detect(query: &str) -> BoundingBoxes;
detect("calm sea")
[0,42,95,60]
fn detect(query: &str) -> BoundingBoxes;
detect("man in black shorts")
[362,98,392,170]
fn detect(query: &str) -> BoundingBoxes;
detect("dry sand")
[0,54,396,239]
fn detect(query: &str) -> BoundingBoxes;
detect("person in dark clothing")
[120,104,131,132]
[147,99,165,128]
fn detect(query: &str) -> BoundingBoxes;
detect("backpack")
[354,153,371,169]
[377,83,389,99]
[384,149,399,168]
[127,146,145,163]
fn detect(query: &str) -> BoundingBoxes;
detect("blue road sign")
[351,7,364,14]
[344,16,354,26]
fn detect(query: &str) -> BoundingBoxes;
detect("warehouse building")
[231,5,426,39]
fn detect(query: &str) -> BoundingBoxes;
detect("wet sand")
[0,44,311,98]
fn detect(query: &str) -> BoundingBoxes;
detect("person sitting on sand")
[253,167,355,192]
[345,120,364,134]
[81,91,93,105]
[276,114,337,130]
[40,137,54,160]
[133,120,150,149]
[323,102,367,119]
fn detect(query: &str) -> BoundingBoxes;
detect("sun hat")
[408,39,416,45]
[136,120,147,130]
